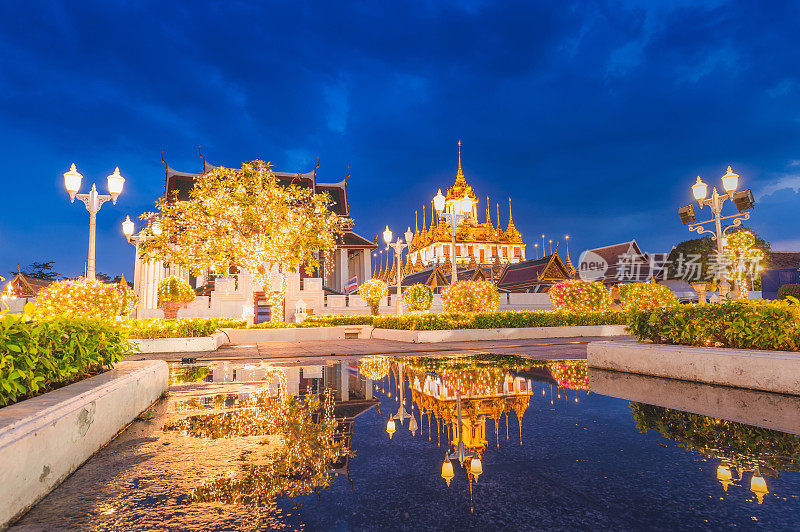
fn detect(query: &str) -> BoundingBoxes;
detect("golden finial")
[508,198,515,227]
[422,204,427,231]
[457,139,464,178]
[415,210,419,234]
[486,196,492,226]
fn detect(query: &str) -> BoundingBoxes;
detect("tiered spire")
[485,196,493,228]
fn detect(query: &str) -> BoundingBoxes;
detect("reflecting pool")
[13,354,800,531]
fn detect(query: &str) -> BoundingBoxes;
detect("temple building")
[130,150,375,321]
[406,142,526,272]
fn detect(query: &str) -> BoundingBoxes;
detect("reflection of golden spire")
[457,139,463,178]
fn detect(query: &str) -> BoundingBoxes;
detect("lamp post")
[386,363,412,438]
[64,163,126,280]
[121,217,163,319]
[441,391,483,486]
[433,189,473,285]
[383,225,413,315]
[678,166,754,298]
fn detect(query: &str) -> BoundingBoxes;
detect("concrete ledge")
[587,340,800,396]
[130,331,227,353]
[371,324,628,343]
[589,368,800,435]
[223,325,375,343]
[0,360,168,528]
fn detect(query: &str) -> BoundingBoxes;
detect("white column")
[337,249,348,293]
[361,249,371,283]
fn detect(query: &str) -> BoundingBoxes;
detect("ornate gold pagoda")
[407,141,526,270]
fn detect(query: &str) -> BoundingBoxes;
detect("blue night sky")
[1,0,799,279]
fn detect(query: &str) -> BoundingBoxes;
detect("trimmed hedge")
[778,284,800,300]
[373,310,628,330]
[0,315,132,407]
[627,299,800,351]
[124,318,246,339]
[249,311,628,330]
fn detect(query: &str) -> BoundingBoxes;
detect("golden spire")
[508,198,515,226]
[415,210,419,234]
[457,139,463,178]
[485,196,492,226]
[422,204,427,232]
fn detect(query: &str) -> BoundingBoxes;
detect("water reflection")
[13,354,800,530]
[632,402,800,504]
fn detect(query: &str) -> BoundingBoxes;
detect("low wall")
[371,324,628,343]
[587,340,800,395]
[223,325,375,343]
[589,368,800,435]
[0,360,168,528]
[130,332,227,354]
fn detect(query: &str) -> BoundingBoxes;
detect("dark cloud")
[1,0,799,277]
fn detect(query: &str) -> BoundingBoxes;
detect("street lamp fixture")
[434,189,472,285]
[678,166,754,298]
[63,163,125,280]
[122,216,135,239]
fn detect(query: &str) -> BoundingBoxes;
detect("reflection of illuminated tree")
[630,403,800,473]
[359,356,390,381]
[546,361,588,390]
[190,390,351,507]
[169,365,211,385]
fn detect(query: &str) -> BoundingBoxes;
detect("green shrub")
[0,315,132,407]
[403,284,433,311]
[374,310,627,330]
[627,299,800,351]
[618,282,678,311]
[34,278,136,320]
[777,284,800,300]
[124,318,246,338]
[440,280,499,313]
[549,279,611,312]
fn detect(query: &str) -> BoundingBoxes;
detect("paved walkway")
[131,335,631,362]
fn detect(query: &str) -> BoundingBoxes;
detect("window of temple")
[444,245,450,256]
[456,246,461,256]
[515,247,521,257]
[468,245,473,256]
[480,249,485,263]
[492,246,497,257]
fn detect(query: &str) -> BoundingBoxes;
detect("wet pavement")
[11,353,800,531]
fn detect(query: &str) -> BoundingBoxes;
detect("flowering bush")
[157,276,196,305]
[440,280,499,313]
[34,278,136,320]
[549,279,611,312]
[360,279,388,315]
[618,282,678,311]
[403,283,433,311]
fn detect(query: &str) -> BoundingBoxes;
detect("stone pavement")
[130,335,632,362]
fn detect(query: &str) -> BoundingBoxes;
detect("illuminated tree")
[138,160,341,321]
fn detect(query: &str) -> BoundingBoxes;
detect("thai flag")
[345,275,358,293]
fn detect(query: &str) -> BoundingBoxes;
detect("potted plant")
[403,283,433,313]
[360,278,388,316]
[157,276,196,319]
